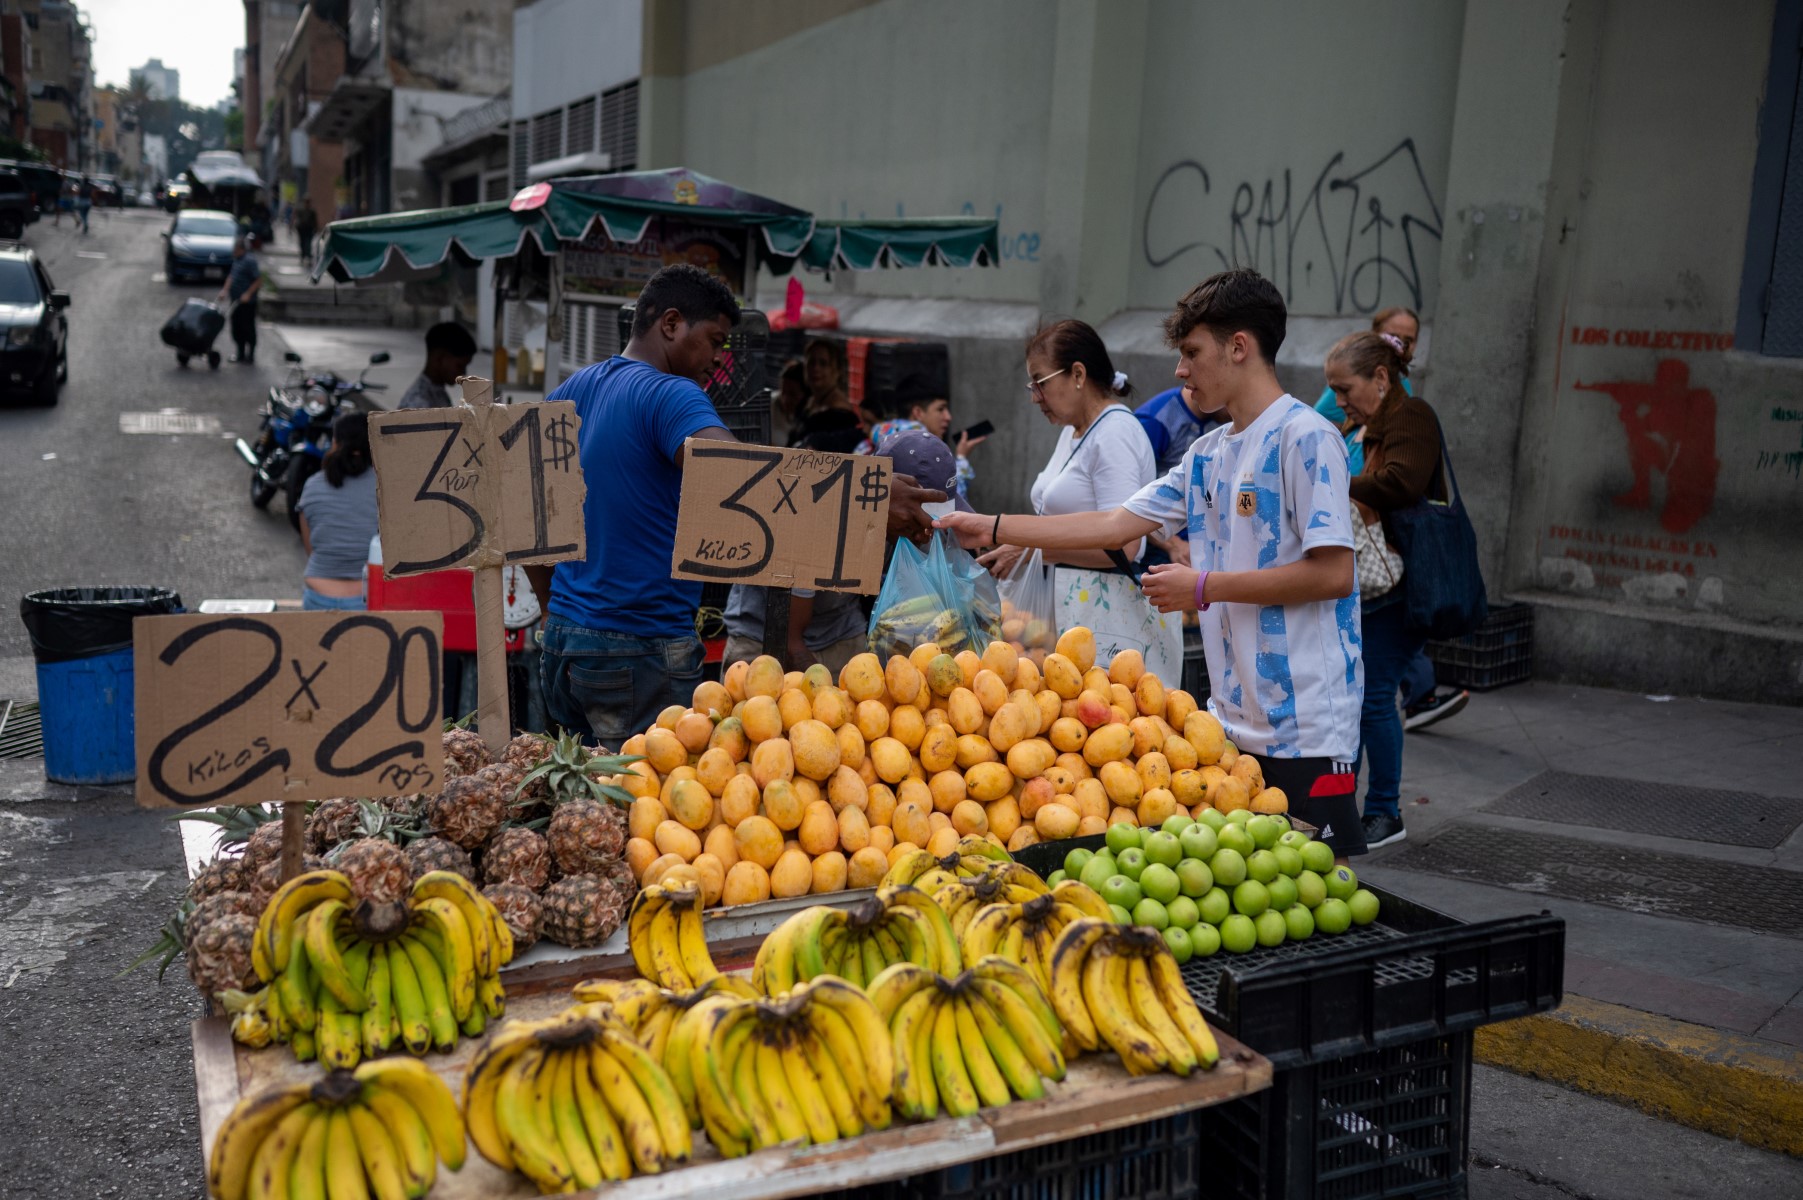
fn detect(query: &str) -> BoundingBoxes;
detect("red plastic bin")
[365,562,525,655]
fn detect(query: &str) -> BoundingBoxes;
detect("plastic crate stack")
[618,304,773,444]
[1426,602,1534,691]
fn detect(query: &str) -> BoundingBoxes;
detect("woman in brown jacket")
[1323,331,1443,848]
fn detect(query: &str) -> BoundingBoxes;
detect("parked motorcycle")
[236,349,390,527]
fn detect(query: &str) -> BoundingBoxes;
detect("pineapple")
[517,731,640,809]
[182,892,258,956]
[539,874,628,948]
[546,799,628,878]
[424,763,518,850]
[248,854,328,912]
[482,882,544,951]
[481,827,552,890]
[599,856,638,904]
[501,733,554,807]
[333,838,413,906]
[186,856,246,904]
[305,798,366,854]
[186,910,260,1000]
[406,836,474,882]
[240,819,287,874]
[442,726,492,780]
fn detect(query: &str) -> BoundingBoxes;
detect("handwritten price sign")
[368,383,586,577]
[671,441,892,593]
[133,612,444,809]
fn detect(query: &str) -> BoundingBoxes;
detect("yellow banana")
[597,1024,692,1165]
[883,906,936,970]
[352,1057,466,1171]
[342,1102,409,1200]
[866,960,936,1022]
[799,976,894,1100]
[887,987,939,1119]
[547,1050,603,1190]
[1052,879,1114,922]
[688,999,755,1149]
[986,860,1049,896]
[477,971,507,1021]
[285,1105,330,1200]
[968,976,1065,1082]
[303,901,364,1012]
[413,898,477,1023]
[646,901,692,990]
[675,893,720,986]
[952,993,1011,1108]
[804,1003,891,1131]
[462,1027,540,1170]
[315,988,359,1070]
[777,1026,839,1145]
[242,1099,316,1200]
[588,1041,665,1174]
[275,929,317,1035]
[322,1107,371,1200]
[729,1022,780,1149]
[880,847,938,887]
[409,871,496,975]
[1128,953,1196,1075]
[929,998,981,1118]
[879,884,960,971]
[754,1031,811,1144]
[397,936,458,1050]
[384,943,431,1056]
[997,921,1027,969]
[971,955,1063,1044]
[662,1004,704,1129]
[640,1004,676,1064]
[358,948,392,1059]
[869,922,908,971]
[792,905,845,982]
[260,871,355,981]
[497,1049,573,1192]
[798,1024,863,1139]
[572,1041,633,1182]
[572,976,661,1007]
[625,886,666,983]
[1085,948,1169,1075]
[959,902,1012,963]
[1149,947,1220,1068]
[965,988,1044,1100]
[355,1088,436,1198]
[289,1029,316,1063]
[859,932,889,987]
[1045,919,1109,1051]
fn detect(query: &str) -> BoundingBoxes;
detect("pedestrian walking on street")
[294,196,319,268]
[218,235,263,363]
[296,412,379,611]
[1324,330,1444,849]
[397,322,477,409]
[75,176,92,234]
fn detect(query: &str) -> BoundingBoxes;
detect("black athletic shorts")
[1257,756,1366,857]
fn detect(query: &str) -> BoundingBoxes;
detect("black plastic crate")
[1180,627,1211,704]
[864,340,950,411]
[851,1110,1203,1200]
[1179,885,1562,1069]
[618,304,773,443]
[1196,1032,1474,1200]
[1426,602,1532,691]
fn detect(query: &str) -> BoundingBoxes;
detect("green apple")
[1196,807,1227,832]
[1348,888,1381,926]
[1064,846,1094,877]
[1162,925,1194,964]
[1323,865,1358,901]
[1108,903,1134,924]
[1231,879,1270,918]
[1140,862,1181,905]
[1300,840,1336,875]
[1278,830,1311,849]
[1272,845,1304,878]
[1253,910,1288,947]
[1224,809,1253,827]
[1178,823,1218,862]
[1283,904,1315,941]
[1315,898,1352,934]
[1099,874,1143,911]
[1046,869,1067,887]
[1295,869,1327,909]
[1079,856,1117,893]
[1161,814,1195,836]
[1264,875,1298,912]
[1246,815,1282,849]
[1175,857,1214,898]
[1143,830,1183,868]
[1209,848,1247,888]
[1198,887,1231,926]
[1219,914,1257,953]
[1105,823,1142,855]
[1116,846,1149,881]
[1216,824,1255,857]
[1166,895,1200,930]
[1245,849,1279,884]
[1132,897,1170,931]
[1189,922,1222,957]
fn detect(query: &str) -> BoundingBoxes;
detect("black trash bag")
[160,299,225,354]
[20,586,185,663]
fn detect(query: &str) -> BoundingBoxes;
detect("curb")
[1474,995,1803,1157]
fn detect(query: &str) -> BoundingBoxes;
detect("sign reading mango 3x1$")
[671,439,892,594]
[133,612,445,809]
[368,384,587,577]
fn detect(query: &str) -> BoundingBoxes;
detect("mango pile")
[614,628,1288,909]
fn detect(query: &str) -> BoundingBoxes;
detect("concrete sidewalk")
[1361,678,1803,1153]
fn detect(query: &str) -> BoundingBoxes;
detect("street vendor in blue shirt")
[528,263,949,746]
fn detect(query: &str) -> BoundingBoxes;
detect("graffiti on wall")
[1140,139,1444,314]
[1755,405,1803,479]
[1574,359,1720,535]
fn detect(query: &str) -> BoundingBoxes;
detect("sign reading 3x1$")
[134,612,445,809]
[369,395,586,577]
[671,440,892,593]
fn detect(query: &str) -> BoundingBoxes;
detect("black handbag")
[1384,416,1488,639]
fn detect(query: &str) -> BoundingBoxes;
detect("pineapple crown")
[125,900,195,981]
[443,711,477,732]
[173,803,285,846]
[515,730,643,809]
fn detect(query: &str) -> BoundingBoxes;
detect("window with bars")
[600,81,638,172]
[530,109,562,164]
[509,120,528,188]
[565,96,596,158]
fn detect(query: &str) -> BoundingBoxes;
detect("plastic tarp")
[187,153,264,192]
[799,218,998,271]
[312,200,560,285]
[20,586,184,663]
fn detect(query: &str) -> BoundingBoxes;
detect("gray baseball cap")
[882,430,973,512]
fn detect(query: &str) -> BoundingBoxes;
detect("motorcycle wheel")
[285,455,320,531]
[208,351,221,370]
[250,465,278,508]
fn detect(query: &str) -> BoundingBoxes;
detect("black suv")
[0,247,69,404]
[0,170,33,239]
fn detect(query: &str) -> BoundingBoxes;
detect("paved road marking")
[150,272,166,282]
[75,251,107,259]
[121,411,222,435]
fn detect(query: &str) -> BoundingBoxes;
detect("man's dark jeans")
[540,617,703,748]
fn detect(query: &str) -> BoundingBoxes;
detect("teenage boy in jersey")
[937,269,1366,857]
[532,263,951,746]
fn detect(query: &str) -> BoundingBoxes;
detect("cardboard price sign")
[368,380,586,577]
[671,440,892,593]
[133,612,444,809]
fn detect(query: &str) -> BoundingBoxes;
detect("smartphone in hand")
[959,419,995,441]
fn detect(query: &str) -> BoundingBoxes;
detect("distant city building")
[133,55,178,101]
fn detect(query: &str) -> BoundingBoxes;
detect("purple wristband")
[1194,571,1210,611]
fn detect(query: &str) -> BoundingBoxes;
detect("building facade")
[25,0,90,168]
[133,55,177,102]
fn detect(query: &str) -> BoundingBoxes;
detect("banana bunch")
[207,1059,464,1200]
[571,974,760,1065]
[869,595,975,660]
[1047,919,1220,1076]
[959,880,1116,994]
[930,862,1051,941]
[462,1003,692,1192]
[250,869,513,1066]
[867,957,1066,1119]
[625,882,721,991]
[670,976,892,1156]
[882,837,1015,894]
[753,884,959,993]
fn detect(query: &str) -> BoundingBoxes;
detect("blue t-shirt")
[1135,387,1218,477]
[547,357,723,639]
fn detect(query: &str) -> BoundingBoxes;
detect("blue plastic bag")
[868,532,1001,660]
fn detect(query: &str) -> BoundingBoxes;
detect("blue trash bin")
[20,586,183,784]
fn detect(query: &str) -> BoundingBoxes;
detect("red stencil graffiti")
[1576,358,1719,534]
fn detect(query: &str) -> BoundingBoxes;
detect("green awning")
[541,170,818,260]
[313,200,559,284]
[799,218,999,270]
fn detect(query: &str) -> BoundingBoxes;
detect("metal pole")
[543,251,564,393]
[461,375,511,754]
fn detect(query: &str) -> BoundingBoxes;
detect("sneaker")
[1403,688,1469,732]
[1362,811,1407,849]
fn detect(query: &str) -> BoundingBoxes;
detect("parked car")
[0,246,69,405]
[163,208,239,284]
[163,180,191,212]
[0,160,53,221]
[90,174,122,206]
[0,171,33,239]
[137,189,159,208]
